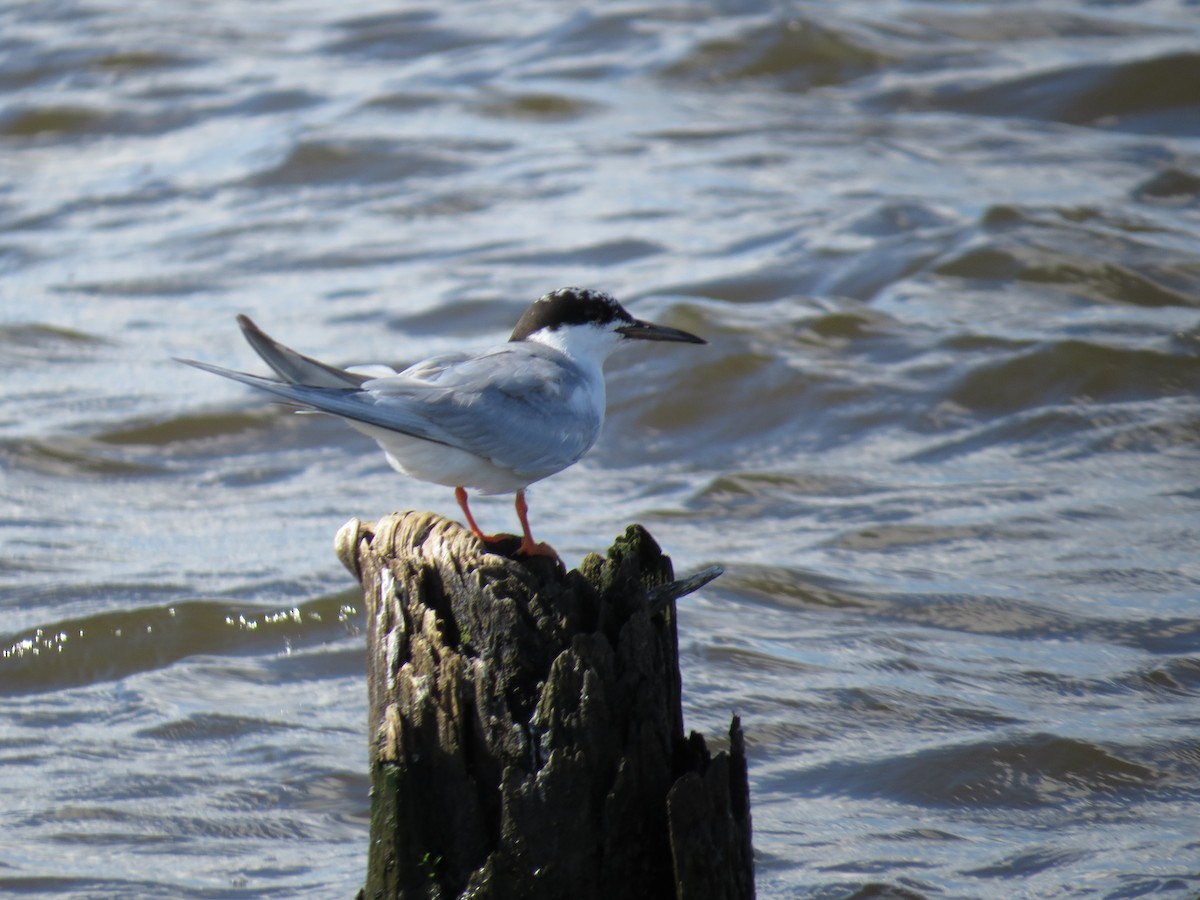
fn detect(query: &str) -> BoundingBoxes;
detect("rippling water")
[4,1,1200,897]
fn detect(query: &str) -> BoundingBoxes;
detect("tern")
[178,287,706,559]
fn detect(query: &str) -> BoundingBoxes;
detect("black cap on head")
[509,288,634,342]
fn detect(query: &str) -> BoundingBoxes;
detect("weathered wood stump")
[336,511,753,900]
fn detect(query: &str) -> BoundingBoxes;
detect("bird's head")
[510,287,705,364]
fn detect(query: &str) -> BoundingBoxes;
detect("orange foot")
[454,487,561,563]
[516,536,560,560]
[514,490,560,563]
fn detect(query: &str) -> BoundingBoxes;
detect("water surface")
[3,1,1200,897]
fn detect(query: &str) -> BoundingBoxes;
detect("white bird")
[178,287,706,559]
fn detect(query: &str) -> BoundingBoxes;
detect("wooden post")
[336,511,753,900]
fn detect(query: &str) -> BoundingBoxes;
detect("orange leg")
[455,486,558,561]
[455,486,493,542]
[514,489,559,559]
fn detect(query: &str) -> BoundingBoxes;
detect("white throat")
[525,324,626,371]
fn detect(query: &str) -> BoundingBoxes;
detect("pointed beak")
[616,319,707,345]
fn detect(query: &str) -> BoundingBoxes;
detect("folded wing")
[177,323,602,481]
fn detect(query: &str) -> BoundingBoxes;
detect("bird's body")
[179,287,705,558]
[344,340,604,495]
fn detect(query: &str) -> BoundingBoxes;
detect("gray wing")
[178,340,602,478]
[364,343,603,477]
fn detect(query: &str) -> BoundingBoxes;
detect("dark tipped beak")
[616,319,707,345]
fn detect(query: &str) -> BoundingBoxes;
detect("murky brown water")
[3,1,1200,897]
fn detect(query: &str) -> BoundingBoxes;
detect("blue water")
[3,1,1200,897]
